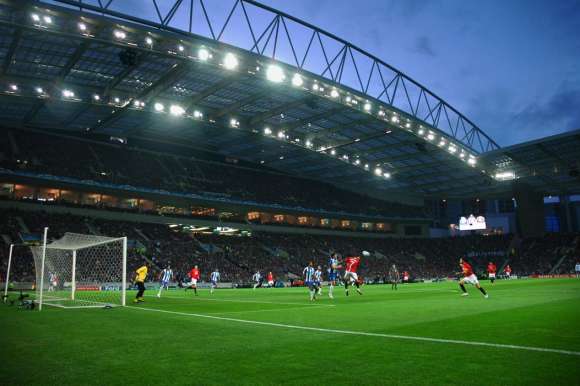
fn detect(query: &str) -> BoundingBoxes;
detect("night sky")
[71,0,580,148]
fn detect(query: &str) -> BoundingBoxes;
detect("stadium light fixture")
[170,105,185,116]
[330,88,339,98]
[113,97,120,104]
[330,149,336,156]
[342,154,349,160]
[78,22,87,31]
[114,30,126,39]
[448,145,457,153]
[154,102,164,112]
[223,53,238,70]
[427,133,435,141]
[35,87,43,94]
[291,73,304,87]
[354,159,361,165]
[391,115,399,123]
[405,122,411,128]
[93,94,100,101]
[418,128,425,135]
[198,47,210,61]
[263,127,272,135]
[193,110,203,119]
[364,163,369,170]
[43,15,52,24]
[31,13,40,22]
[277,131,285,139]
[230,118,240,128]
[459,152,465,159]
[178,44,184,52]
[468,158,477,166]
[9,84,18,91]
[495,171,515,180]
[62,89,74,98]
[266,64,285,83]
[133,100,141,107]
[378,110,385,117]
[364,102,372,112]
[374,167,382,176]
[312,83,320,91]
[305,140,313,148]
[145,36,153,45]
[383,172,391,178]
[438,139,446,147]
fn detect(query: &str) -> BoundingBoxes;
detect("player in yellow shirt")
[133,263,149,303]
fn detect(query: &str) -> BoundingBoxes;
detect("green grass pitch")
[1,279,579,385]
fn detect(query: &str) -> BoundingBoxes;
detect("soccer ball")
[362,250,370,257]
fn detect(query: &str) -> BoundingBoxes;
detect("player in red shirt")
[267,272,274,287]
[458,258,488,298]
[504,264,512,279]
[402,271,410,284]
[487,262,497,284]
[185,265,200,296]
[343,250,367,296]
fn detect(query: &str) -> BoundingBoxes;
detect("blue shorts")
[211,280,218,286]
[160,280,169,287]
[305,281,314,288]
[314,281,321,287]
[328,272,337,281]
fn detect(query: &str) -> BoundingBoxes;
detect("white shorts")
[268,280,274,286]
[489,273,496,279]
[344,271,358,283]
[462,274,479,285]
[506,273,511,276]
[189,279,198,285]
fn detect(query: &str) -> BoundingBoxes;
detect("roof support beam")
[247,96,311,127]
[210,89,269,120]
[186,73,244,112]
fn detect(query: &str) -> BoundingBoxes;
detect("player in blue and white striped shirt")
[327,253,340,299]
[210,269,220,294]
[314,266,323,296]
[157,265,173,298]
[303,262,317,301]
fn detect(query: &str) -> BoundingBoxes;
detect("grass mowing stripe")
[145,294,336,307]
[128,305,580,357]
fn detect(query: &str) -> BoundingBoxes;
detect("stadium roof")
[0,0,548,200]
[480,129,580,198]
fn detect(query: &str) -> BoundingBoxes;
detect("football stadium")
[1,0,579,385]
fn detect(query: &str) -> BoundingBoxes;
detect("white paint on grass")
[128,306,580,357]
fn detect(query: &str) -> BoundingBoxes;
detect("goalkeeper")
[133,263,149,303]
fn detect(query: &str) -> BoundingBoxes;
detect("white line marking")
[128,306,580,357]
[145,295,335,307]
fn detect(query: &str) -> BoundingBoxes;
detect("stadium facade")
[0,0,579,237]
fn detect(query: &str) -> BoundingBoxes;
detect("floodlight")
[364,102,371,111]
[230,118,239,127]
[114,97,120,103]
[330,88,339,98]
[145,36,153,45]
[264,127,272,135]
[93,94,100,101]
[468,158,476,165]
[374,167,382,176]
[354,159,360,165]
[418,128,425,135]
[133,100,141,107]
[277,131,285,139]
[62,89,74,98]
[114,30,126,39]
[170,104,185,116]
[35,87,43,93]
[312,83,319,91]
[9,84,18,91]
[198,47,210,61]
[266,64,285,83]
[223,53,238,70]
[178,44,184,52]
[78,22,87,31]
[193,110,203,119]
[31,13,40,22]
[391,115,399,123]
[405,122,411,128]
[154,102,164,112]
[345,96,352,103]
[291,73,303,87]
[305,140,313,148]
[43,15,52,24]
[459,152,465,158]
[448,145,457,153]
[330,149,336,156]
[383,172,391,178]
[427,133,434,140]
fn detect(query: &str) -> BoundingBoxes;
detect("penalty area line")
[128,306,580,357]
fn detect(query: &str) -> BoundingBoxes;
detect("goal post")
[32,230,128,310]
[3,242,36,302]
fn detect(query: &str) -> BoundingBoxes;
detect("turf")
[1,279,580,385]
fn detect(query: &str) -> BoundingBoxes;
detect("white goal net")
[31,230,127,309]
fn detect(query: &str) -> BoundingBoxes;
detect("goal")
[31,228,127,310]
